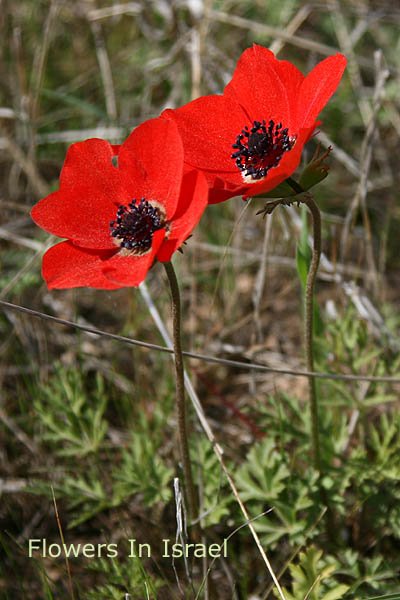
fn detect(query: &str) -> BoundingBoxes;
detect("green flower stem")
[302,196,322,474]
[163,261,199,524]
[300,193,338,543]
[286,177,322,474]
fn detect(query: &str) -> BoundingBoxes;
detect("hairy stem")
[163,261,198,523]
[286,178,322,474]
[286,182,338,543]
[303,196,322,474]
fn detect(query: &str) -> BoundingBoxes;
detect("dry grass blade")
[139,281,287,600]
[2,3,400,596]
[87,2,141,21]
[269,4,312,55]
[0,227,44,251]
[328,0,372,124]
[341,50,390,293]
[0,407,38,454]
[0,234,54,299]
[287,207,400,352]
[29,0,60,141]
[208,199,253,334]
[1,298,400,383]
[252,212,273,344]
[0,478,29,493]
[51,487,76,600]
[210,8,339,56]
[35,126,125,144]
[88,16,117,121]
[0,123,48,198]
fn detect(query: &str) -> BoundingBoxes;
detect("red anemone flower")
[31,118,208,289]
[162,45,347,203]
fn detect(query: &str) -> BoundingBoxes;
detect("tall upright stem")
[302,196,336,542]
[303,196,322,474]
[163,261,199,523]
[286,178,322,474]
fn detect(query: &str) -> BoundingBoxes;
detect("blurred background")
[1,1,400,598]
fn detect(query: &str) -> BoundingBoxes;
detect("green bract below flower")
[162,44,347,203]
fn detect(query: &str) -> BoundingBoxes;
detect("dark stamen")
[231,119,294,180]
[110,198,166,254]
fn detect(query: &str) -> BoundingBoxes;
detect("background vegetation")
[1,0,400,598]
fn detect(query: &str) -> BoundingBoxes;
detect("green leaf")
[113,434,174,507]
[365,592,400,600]
[276,546,348,600]
[322,584,350,600]
[296,244,310,291]
[192,438,233,526]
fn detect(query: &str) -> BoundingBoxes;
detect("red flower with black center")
[31,118,208,289]
[162,45,347,203]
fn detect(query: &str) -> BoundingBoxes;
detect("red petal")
[157,169,209,262]
[208,185,242,204]
[59,138,119,189]
[42,241,120,289]
[103,229,165,287]
[110,144,121,155]
[118,118,183,219]
[31,187,121,249]
[224,44,304,130]
[162,95,248,174]
[31,139,130,249]
[297,54,347,128]
[188,170,242,204]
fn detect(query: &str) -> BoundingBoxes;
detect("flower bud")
[298,144,331,191]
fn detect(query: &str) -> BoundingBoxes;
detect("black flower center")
[110,198,166,255]
[231,120,294,180]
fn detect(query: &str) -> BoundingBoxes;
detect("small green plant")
[276,546,349,600]
[31,365,174,527]
[193,437,233,527]
[34,365,108,457]
[236,437,320,547]
[113,432,174,507]
[86,554,162,599]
